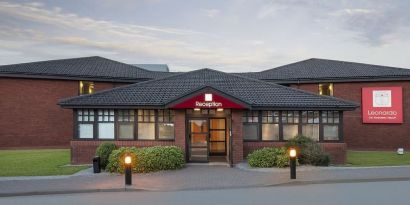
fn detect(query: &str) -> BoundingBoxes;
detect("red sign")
[362,87,403,123]
[170,92,245,109]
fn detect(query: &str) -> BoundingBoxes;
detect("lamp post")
[289,147,297,179]
[124,155,132,185]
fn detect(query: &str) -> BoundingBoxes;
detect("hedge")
[95,142,117,169]
[247,147,289,168]
[106,146,185,173]
[285,135,330,166]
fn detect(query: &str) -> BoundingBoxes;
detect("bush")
[106,146,185,173]
[247,147,289,168]
[106,147,138,173]
[285,135,330,166]
[95,142,117,169]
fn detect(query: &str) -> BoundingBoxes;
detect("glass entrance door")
[209,118,226,155]
[188,119,208,162]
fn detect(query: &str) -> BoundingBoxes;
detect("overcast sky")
[1,0,410,72]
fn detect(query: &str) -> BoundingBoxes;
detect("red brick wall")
[0,77,129,148]
[290,81,410,150]
[231,110,244,164]
[174,110,186,153]
[71,140,176,164]
[243,142,346,164]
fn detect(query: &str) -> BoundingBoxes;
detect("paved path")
[2,180,410,205]
[1,164,410,196]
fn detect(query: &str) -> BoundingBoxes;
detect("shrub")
[106,147,139,173]
[106,146,185,173]
[303,143,330,166]
[285,135,330,166]
[247,147,289,168]
[95,142,117,169]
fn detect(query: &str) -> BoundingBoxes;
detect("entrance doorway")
[188,118,227,162]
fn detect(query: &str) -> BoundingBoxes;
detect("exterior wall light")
[124,155,132,185]
[217,108,224,112]
[194,108,201,111]
[289,147,297,179]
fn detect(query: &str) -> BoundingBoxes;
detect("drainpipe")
[229,116,233,167]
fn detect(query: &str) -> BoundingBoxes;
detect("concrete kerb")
[3,176,410,198]
[235,162,410,172]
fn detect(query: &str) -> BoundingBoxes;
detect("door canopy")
[170,92,246,109]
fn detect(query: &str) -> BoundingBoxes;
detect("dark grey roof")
[239,58,410,83]
[132,64,169,72]
[0,56,173,82]
[59,68,358,109]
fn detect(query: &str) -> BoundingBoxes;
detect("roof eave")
[261,76,410,84]
[0,73,152,83]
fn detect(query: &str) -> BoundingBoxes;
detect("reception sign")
[171,92,245,109]
[362,87,403,123]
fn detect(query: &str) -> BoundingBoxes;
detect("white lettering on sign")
[195,101,222,107]
[373,90,391,107]
[367,110,397,116]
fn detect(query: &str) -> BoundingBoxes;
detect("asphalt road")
[2,180,410,205]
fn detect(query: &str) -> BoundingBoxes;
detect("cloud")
[0,1,286,71]
[256,0,410,46]
[201,9,220,18]
[330,5,410,46]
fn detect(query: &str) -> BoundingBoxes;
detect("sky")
[0,0,410,72]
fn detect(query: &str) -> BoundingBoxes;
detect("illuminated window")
[282,111,299,140]
[301,111,319,141]
[138,109,155,140]
[158,109,175,140]
[319,83,333,96]
[117,110,135,140]
[97,109,115,139]
[77,109,94,139]
[261,111,279,141]
[79,81,94,95]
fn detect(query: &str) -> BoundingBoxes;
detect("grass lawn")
[0,149,89,176]
[347,150,410,167]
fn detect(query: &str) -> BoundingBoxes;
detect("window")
[77,109,94,139]
[97,109,114,139]
[117,110,134,140]
[158,109,175,140]
[243,111,259,140]
[282,111,299,140]
[79,81,94,95]
[319,83,333,96]
[261,111,279,141]
[138,109,155,140]
[322,111,340,140]
[302,111,319,141]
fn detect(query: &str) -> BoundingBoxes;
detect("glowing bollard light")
[289,148,297,179]
[124,155,132,185]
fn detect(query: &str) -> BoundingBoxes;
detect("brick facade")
[231,110,244,164]
[291,81,410,150]
[71,110,186,164]
[243,141,346,164]
[0,77,129,148]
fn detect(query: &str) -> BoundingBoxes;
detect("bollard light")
[124,155,132,185]
[125,156,132,164]
[289,147,297,179]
